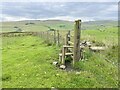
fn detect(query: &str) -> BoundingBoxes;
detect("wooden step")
[63,45,73,48]
[62,45,85,49]
[68,41,74,45]
[89,47,105,51]
[59,53,73,56]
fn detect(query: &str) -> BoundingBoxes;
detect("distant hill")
[82,20,118,30]
[1,20,118,32]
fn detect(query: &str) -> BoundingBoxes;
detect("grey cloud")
[1,2,118,21]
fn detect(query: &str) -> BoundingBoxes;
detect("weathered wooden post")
[61,46,66,65]
[65,33,69,54]
[43,32,45,39]
[57,30,60,46]
[42,32,44,39]
[45,31,47,42]
[49,31,52,43]
[73,20,81,66]
[40,32,41,38]
[53,30,56,44]
[40,32,42,38]
[65,33,68,46]
[46,31,49,43]
[68,30,71,46]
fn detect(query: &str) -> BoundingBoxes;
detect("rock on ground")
[59,65,66,69]
[52,61,58,65]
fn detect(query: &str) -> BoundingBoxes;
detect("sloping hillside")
[1,20,117,32]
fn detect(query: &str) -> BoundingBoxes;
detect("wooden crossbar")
[63,45,74,48]
[68,41,74,45]
[59,53,73,56]
[90,47,105,51]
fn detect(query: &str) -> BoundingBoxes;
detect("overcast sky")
[0,1,119,22]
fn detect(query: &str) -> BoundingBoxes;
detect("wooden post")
[40,32,42,38]
[50,32,53,43]
[49,31,52,43]
[65,33,68,54]
[46,31,49,42]
[57,30,60,46]
[68,30,71,46]
[73,20,81,66]
[61,46,66,65]
[59,35,62,45]
[65,33,68,45]
[45,31,47,41]
[53,30,56,44]
[42,32,44,39]
[41,32,42,38]
[68,30,71,52]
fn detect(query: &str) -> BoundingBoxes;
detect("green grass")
[75,48,118,87]
[81,27,118,47]
[2,35,118,88]
[1,20,118,88]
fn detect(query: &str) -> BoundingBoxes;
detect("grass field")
[1,20,118,88]
[2,36,118,88]
[1,20,74,32]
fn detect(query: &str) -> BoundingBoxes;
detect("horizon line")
[0,19,118,23]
